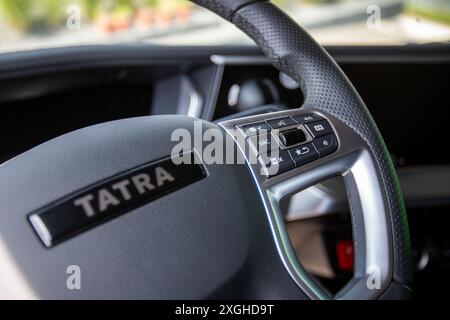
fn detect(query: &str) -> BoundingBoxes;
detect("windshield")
[1,0,449,53]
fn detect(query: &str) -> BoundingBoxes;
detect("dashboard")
[0,44,449,298]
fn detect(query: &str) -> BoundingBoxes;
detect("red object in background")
[336,240,354,272]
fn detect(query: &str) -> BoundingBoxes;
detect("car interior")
[0,0,449,300]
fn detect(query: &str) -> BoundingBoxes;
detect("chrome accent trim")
[210,55,271,66]
[219,109,393,300]
[204,63,225,121]
[186,84,203,118]
[416,250,430,271]
[29,214,52,248]
[179,75,203,118]
[209,53,450,66]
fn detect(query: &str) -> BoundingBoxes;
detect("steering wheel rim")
[0,0,412,300]
[192,0,412,298]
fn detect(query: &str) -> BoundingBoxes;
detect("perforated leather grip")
[191,0,412,290]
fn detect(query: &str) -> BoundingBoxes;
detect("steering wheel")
[0,0,412,299]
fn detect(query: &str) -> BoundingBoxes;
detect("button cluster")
[239,113,338,177]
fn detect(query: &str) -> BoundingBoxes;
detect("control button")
[279,128,307,147]
[288,143,319,166]
[313,134,338,157]
[248,133,279,154]
[292,113,323,124]
[240,122,271,136]
[266,117,297,129]
[260,150,295,177]
[305,120,333,138]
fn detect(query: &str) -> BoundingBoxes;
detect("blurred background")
[0,0,449,52]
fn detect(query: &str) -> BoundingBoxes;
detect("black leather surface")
[192,0,267,20]
[191,0,412,290]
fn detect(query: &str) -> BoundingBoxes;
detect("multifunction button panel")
[238,113,338,178]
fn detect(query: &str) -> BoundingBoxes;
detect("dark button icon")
[288,143,319,166]
[259,150,295,177]
[305,120,333,138]
[313,134,338,157]
[248,133,279,155]
[240,121,271,136]
[292,113,323,124]
[266,117,297,129]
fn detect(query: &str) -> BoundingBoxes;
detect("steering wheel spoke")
[220,109,392,299]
